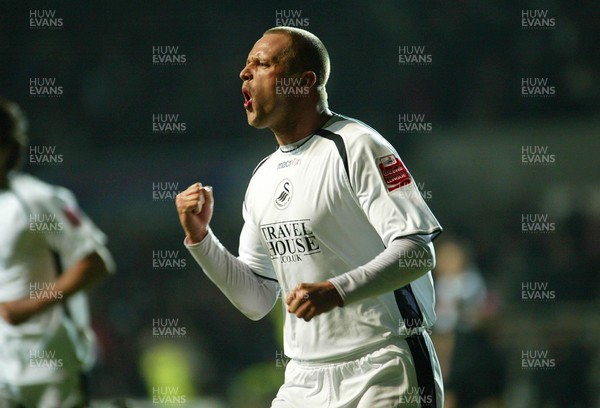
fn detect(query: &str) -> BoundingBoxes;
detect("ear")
[301,71,317,88]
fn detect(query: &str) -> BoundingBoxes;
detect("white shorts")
[0,323,86,408]
[271,333,443,408]
[0,374,85,408]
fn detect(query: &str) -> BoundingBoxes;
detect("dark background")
[1,1,598,406]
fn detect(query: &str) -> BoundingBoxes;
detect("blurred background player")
[177,27,444,407]
[431,237,506,408]
[0,97,115,408]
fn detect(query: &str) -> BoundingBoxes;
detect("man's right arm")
[176,183,278,320]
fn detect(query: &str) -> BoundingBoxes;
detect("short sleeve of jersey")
[238,202,277,281]
[39,186,115,273]
[347,132,442,247]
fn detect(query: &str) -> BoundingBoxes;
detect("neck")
[271,106,333,146]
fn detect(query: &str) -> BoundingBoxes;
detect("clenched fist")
[176,183,214,244]
[286,282,344,322]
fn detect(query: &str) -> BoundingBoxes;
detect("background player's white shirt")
[0,172,114,385]
[239,114,442,362]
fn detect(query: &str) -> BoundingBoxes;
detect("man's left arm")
[287,131,441,321]
[0,185,114,325]
[286,234,433,321]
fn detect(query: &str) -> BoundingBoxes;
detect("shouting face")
[239,33,293,130]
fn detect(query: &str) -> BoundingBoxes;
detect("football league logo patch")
[63,206,81,227]
[377,154,411,192]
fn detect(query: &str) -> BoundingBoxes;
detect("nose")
[239,64,252,82]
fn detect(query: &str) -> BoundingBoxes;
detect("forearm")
[0,252,110,325]
[185,229,278,321]
[52,252,109,300]
[329,235,435,306]
[30,252,109,311]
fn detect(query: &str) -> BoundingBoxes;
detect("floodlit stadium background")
[1,1,599,407]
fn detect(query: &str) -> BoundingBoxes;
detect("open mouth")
[242,88,253,109]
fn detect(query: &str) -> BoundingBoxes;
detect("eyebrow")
[247,54,267,64]
[245,51,284,66]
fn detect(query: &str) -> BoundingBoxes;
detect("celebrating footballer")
[176,27,443,407]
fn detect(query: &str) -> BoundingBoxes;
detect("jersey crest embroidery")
[274,179,293,210]
[377,154,411,192]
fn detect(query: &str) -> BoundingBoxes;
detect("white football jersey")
[0,173,114,384]
[239,113,442,361]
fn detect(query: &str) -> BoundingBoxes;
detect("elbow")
[422,248,435,273]
[82,252,112,284]
[420,243,436,275]
[86,247,116,279]
[241,303,273,321]
[406,240,436,277]
[240,288,278,321]
[245,310,269,321]
[426,242,436,271]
